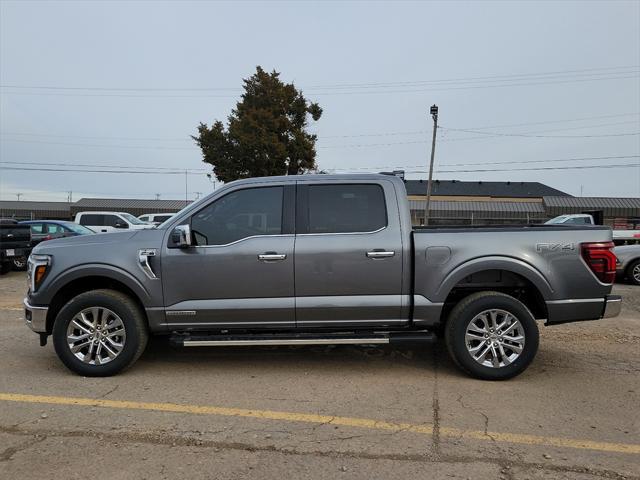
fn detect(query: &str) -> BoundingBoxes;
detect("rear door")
[78,214,109,233]
[294,180,406,328]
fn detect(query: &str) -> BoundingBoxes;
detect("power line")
[327,163,640,174]
[5,154,636,173]
[2,113,638,145]
[316,113,640,139]
[0,160,208,172]
[0,132,192,142]
[2,65,637,91]
[3,163,638,176]
[0,138,197,150]
[0,166,208,175]
[450,112,640,131]
[2,73,638,98]
[305,65,640,89]
[323,155,640,171]
[439,127,640,138]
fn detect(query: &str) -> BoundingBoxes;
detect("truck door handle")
[258,252,287,262]
[366,250,395,259]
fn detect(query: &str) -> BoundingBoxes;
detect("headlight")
[28,254,51,293]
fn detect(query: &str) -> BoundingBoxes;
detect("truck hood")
[32,229,165,254]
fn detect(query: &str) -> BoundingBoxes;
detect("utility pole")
[67,190,73,203]
[15,193,22,201]
[424,104,439,225]
[155,193,161,200]
[184,170,188,204]
[206,173,216,191]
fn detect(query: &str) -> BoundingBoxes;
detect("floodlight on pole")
[424,105,439,225]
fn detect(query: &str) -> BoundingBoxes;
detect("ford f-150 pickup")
[23,174,621,380]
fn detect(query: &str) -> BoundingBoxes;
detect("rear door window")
[46,224,66,234]
[307,184,387,234]
[29,223,44,234]
[79,214,104,226]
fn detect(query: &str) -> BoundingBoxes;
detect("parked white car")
[546,214,640,244]
[138,213,174,225]
[75,211,154,233]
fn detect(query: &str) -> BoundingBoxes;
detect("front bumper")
[24,298,48,333]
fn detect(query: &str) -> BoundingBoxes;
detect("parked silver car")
[614,245,640,285]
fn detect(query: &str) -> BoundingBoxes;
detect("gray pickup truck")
[24,174,621,380]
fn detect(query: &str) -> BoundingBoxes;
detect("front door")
[294,181,406,328]
[161,184,296,330]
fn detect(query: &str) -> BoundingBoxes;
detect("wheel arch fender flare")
[45,264,152,307]
[435,256,554,301]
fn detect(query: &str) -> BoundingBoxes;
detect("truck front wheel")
[52,289,148,377]
[445,291,539,380]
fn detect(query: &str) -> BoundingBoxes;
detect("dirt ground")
[0,271,638,479]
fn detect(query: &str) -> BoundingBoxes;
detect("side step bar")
[170,331,436,348]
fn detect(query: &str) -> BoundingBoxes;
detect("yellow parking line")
[1,392,638,455]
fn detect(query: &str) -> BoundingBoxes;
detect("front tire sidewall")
[446,293,539,381]
[53,291,145,377]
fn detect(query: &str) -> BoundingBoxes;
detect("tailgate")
[0,226,32,248]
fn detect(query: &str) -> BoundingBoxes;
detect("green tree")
[193,66,323,183]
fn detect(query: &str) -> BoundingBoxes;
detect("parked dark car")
[0,219,32,274]
[11,221,95,271]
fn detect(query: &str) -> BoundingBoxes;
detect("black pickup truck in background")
[0,219,32,274]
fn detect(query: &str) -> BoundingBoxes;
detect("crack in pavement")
[0,433,47,462]
[98,384,120,399]
[431,345,441,456]
[0,425,635,480]
[456,394,495,442]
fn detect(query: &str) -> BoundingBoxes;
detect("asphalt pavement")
[0,271,638,479]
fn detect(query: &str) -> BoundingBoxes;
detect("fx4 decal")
[536,242,576,252]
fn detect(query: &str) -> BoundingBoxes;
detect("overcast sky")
[1,0,639,202]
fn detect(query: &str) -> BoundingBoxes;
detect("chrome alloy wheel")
[632,263,640,284]
[465,309,525,368]
[66,307,126,365]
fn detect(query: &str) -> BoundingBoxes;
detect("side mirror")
[171,224,192,248]
[114,222,128,229]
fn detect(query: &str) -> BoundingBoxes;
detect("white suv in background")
[138,213,174,225]
[74,211,154,233]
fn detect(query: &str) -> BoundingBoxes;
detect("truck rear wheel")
[52,289,148,377]
[445,291,539,380]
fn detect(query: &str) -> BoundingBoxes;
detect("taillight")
[581,242,617,284]
[42,235,52,241]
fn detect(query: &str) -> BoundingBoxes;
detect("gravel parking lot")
[0,271,639,479]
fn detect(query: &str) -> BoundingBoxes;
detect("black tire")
[626,259,640,286]
[0,262,11,275]
[12,256,27,271]
[52,289,148,377]
[445,291,539,381]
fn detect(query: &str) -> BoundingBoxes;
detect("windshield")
[120,213,147,225]
[64,223,95,234]
[545,216,569,224]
